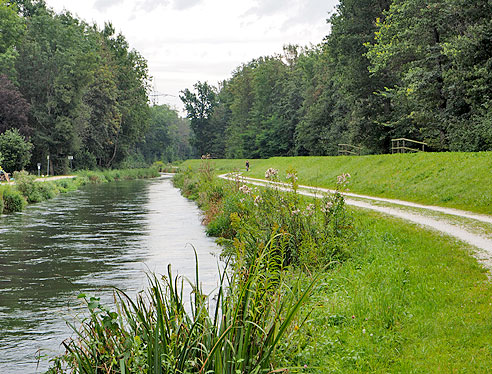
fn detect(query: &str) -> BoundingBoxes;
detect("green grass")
[175,160,492,372]
[281,207,492,373]
[180,152,492,214]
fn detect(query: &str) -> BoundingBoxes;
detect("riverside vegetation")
[0,167,159,216]
[46,159,347,373]
[45,158,492,372]
[171,160,492,373]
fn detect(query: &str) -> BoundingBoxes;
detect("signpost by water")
[46,155,50,177]
[68,155,73,170]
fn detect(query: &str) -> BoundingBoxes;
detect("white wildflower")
[303,203,315,216]
[286,172,298,181]
[321,201,333,213]
[254,195,262,206]
[265,168,279,179]
[336,173,351,186]
[239,185,252,194]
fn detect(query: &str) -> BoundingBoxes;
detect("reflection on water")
[0,176,220,373]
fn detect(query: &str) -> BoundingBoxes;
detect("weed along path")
[219,173,492,268]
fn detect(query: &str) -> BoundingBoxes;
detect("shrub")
[54,178,78,193]
[37,181,58,200]
[0,129,32,172]
[176,165,355,269]
[13,171,59,203]
[13,171,38,202]
[2,186,26,213]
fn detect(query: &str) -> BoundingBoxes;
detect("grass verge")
[180,152,492,215]
[280,207,492,373]
[175,161,492,372]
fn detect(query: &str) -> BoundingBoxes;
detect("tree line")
[181,0,492,158]
[0,0,190,174]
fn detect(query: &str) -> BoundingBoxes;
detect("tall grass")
[76,167,160,184]
[48,244,316,373]
[0,184,26,213]
[174,161,355,269]
[276,208,492,373]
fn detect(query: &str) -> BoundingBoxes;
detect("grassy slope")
[181,152,492,214]
[178,158,492,372]
[282,208,492,373]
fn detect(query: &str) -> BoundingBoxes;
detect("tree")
[180,81,218,157]
[365,0,492,150]
[0,0,25,81]
[0,128,33,172]
[0,74,31,135]
[82,39,122,168]
[101,23,151,166]
[139,104,192,163]
[16,6,99,173]
[321,0,392,154]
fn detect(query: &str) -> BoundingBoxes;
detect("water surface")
[0,176,220,373]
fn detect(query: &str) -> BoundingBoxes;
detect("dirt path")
[1,175,76,185]
[35,175,76,182]
[219,173,492,269]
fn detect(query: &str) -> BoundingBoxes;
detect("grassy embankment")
[0,167,159,215]
[181,152,492,214]
[176,157,492,373]
[282,210,492,373]
[46,155,492,372]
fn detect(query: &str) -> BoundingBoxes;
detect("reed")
[48,242,316,373]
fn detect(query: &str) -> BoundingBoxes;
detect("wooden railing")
[391,138,427,153]
[338,144,362,156]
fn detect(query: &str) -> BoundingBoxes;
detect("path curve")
[219,173,492,268]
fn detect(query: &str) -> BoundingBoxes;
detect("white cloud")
[45,0,338,112]
[93,0,120,11]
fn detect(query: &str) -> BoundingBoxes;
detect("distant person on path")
[246,160,250,172]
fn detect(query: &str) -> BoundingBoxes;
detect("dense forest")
[0,0,190,174]
[1,0,491,172]
[181,0,492,158]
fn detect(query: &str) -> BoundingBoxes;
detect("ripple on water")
[0,178,221,373]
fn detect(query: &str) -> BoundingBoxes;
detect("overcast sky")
[45,0,339,112]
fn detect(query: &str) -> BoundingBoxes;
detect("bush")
[2,186,26,213]
[0,129,32,172]
[37,181,58,200]
[13,171,38,202]
[13,171,59,203]
[175,164,355,268]
[54,178,79,193]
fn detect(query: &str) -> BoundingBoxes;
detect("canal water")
[0,176,221,373]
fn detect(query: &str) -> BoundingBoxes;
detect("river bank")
[0,167,159,215]
[173,160,492,373]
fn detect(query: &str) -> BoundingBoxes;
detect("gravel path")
[35,175,76,182]
[220,173,492,269]
[1,175,76,185]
